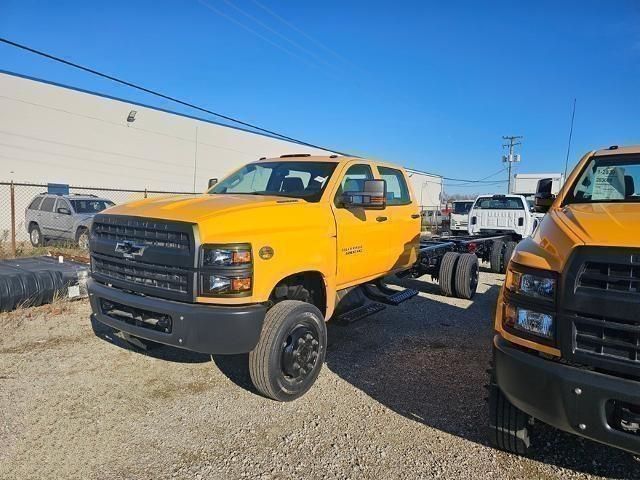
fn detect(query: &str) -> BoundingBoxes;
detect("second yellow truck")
[489,145,640,455]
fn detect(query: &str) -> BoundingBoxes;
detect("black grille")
[579,261,640,294]
[93,217,191,250]
[574,313,640,364]
[93,256,189,293]
[560,247,640,377]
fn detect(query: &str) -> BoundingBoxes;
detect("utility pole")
[502,135,523,193]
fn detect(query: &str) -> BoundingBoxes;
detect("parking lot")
[1,270,638,480]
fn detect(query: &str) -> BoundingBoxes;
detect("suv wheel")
[29,224,42,247]
[76,228,89,250]
[249,300,326,401]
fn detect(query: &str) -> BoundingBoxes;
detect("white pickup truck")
[467,194,542,239]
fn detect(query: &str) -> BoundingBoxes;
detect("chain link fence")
[0,181,194,258]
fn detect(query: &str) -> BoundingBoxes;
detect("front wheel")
[488,375,532,455]
[249,300,326,401]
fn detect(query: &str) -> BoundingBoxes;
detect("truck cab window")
[335,164,373,203]
[377,166,411,205]
[210,161,337,202]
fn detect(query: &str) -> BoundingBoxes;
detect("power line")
[0,36,346,154]
[443,166,508,185]
[217,0,341,74]
[195,0,324,74]
[250,0,359,70]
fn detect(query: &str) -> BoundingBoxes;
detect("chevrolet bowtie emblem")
[115,240,147,259]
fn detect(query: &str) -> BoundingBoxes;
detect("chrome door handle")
[376,216,388,222]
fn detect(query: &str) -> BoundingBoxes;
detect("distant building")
[511,173,564,198]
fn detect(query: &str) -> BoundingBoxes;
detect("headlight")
[504,304,555,340]
[202,244,251,266]
[204,274,251,295]
[199,244,252,296]
[506,267,556,301]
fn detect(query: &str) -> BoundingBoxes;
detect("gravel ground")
[1,271,639,479]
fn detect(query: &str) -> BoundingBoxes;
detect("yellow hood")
[556,203,640,248]
[106,194,301,223]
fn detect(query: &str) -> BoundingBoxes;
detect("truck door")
[332,163,391,287]
[376,166,420,270]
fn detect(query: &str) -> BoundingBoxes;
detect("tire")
[76,227,89,250]
[29,223,42,247]
[488,373,532,456]
[490,239,505,273]
[503,241,517,271]
[438,252,460,297]
[454,253,479,299]
[249,300,326,402]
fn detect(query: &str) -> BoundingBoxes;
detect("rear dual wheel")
[439,252,479,299]
[490,240,518,274]
[249,300,327,402]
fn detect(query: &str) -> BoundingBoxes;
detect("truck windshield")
[566,155,640,204]
[209,161,338,202]
[452,202,473,214]
[473,197,524,210]
[70,199,114,213]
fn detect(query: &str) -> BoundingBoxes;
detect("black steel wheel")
[490,239,506,273]
[249,300,326,401]
[454,253,479,299]
[488,368,532,456]
[438,252,460,296]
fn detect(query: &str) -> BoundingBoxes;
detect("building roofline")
[405,167,442,179]
[0,69,443,179]
[0,68,335,150]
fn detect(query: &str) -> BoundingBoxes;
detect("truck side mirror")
[57,207,71,215]
[534,178,555,213]
[208,178,218,189]
[341,179,386,210]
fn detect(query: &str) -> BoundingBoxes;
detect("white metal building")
[0,70,442,238]
[511,173,565,197]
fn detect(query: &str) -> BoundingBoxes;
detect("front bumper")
[494,335,640,455]
[88,279,266,354]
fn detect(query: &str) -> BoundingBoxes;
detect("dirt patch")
[0,273,638,480]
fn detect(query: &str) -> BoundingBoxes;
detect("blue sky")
[1,0,639,193]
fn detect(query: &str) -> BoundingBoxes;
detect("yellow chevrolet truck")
[88,155,429,401]
[489,145,640,455]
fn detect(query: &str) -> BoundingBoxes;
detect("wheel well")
[270,271,327,317]
[76,226,88,238]
[28,221,38,231]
